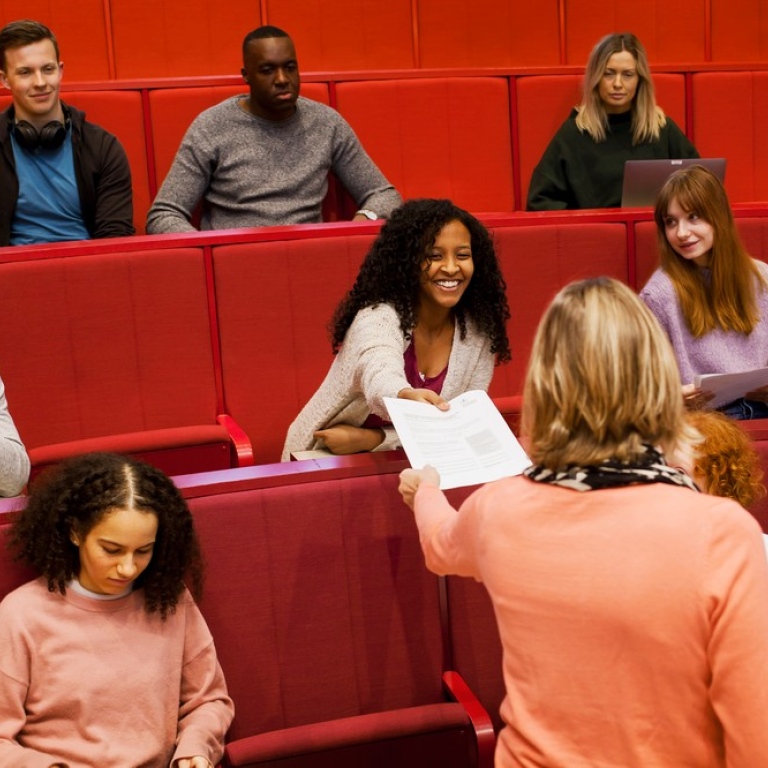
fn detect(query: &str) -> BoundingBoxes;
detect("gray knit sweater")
[146,96,401,233]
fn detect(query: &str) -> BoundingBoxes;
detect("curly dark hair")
[330,199,511,363]
[9,452,204,619]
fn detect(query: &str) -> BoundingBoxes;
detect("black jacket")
[0,102,134,245]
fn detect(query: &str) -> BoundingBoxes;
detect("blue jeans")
[717,398,768,420]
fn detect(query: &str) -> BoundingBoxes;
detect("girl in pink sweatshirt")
[0,452,234,768]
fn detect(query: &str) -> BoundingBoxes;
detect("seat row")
[0,459,498,767]
[2,209,768,478]
[1,439,766,765]
[1,68,767,237]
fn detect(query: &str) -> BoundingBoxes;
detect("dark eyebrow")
[98,537,156,548]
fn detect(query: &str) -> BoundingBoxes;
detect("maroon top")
[362,341,448,428]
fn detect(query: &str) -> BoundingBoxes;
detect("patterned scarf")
[523,444,700,493]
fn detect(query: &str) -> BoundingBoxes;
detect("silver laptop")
[621,158,727,208]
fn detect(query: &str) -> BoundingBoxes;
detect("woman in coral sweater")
[400,278,768,767]
[0,452,234,768]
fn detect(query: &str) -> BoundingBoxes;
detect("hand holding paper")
[694,367,768,409]
[384,390,530,489]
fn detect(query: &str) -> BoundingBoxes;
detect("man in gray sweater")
[146,26,402,233]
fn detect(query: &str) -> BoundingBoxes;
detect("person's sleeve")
[0,600,63,767]
[330,118,402,219]
[92,134,135,239]
[146,123,212,235]
[347,307,411,418]
[526,126,573,211]
[639,274,673,339]
[704,506,768,767]
[0,377,29,497]
[172,604,234,767]
[464,335,495,393]
[413,482,483,579]
[0,671,62,767]
[372,425,401,453]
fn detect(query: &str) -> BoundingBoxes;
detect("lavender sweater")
[640,260,768,384]
[147,96,401,233]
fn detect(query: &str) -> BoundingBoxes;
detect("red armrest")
[442,670,496,768]
[217,413,254,467]
[223,703,471,766]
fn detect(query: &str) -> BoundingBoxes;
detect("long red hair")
[654,165,765,337]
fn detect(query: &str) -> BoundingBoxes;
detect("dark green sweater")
[526,109,699,210]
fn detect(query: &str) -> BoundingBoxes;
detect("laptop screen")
[621,158,727,208]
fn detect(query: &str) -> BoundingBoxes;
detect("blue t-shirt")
[10,128,90,245]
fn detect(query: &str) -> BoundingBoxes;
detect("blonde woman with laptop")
[527,32,699,210]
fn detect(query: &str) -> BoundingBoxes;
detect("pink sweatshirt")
[414,477,768,768]
[0,578,234,767]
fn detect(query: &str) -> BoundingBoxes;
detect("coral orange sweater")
[414,478,768,768]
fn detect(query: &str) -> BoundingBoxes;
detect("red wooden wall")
[1,0,766,80]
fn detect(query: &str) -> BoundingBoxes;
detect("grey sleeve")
[330,119,402,219]
[0,377,30,497]
[146,122,213,234]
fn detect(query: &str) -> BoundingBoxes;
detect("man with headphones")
[146,25,401,234]
[0,20,134,246]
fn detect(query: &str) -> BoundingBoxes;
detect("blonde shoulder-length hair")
[575,32,665,144]
[522,277,695,470]
[654,164,765,336]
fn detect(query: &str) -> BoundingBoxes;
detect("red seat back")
[336,78,515,213]
[0,248,218,450]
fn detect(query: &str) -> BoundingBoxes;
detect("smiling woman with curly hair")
[0,452,233,768]
[282,198,511,459]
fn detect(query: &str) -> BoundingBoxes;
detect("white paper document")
[384,389,531,489]
[694,367,768,409]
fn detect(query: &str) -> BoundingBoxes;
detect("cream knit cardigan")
[282,303,495,460]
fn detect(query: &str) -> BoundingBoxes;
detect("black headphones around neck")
[12,109,71,151]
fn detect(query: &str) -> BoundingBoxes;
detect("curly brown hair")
[686,411,766,509]
[9,453,204,618]
[330,198,511,363]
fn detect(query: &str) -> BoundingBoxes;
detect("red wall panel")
[692,72,768,203]
[711,0,768,61]
[0,0,110,79]
[336,77,515,212]
[563,0,706,64]
[110,0,259,78]
[264,0,415,70]
[416,0,560,67]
